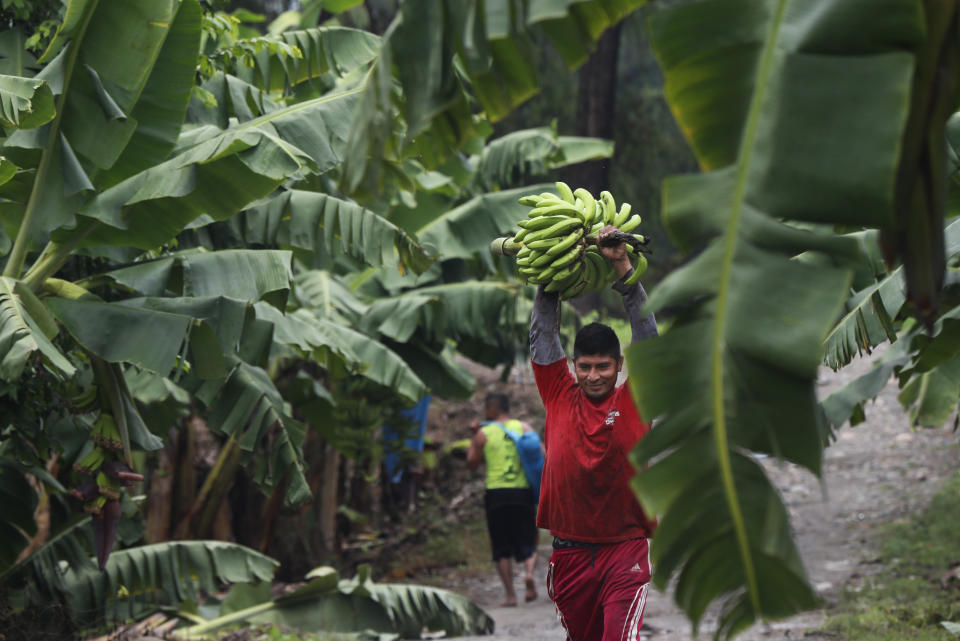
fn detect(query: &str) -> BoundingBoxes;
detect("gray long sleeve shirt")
[529,268,658,365]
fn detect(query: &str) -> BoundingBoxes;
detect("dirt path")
[441,353,959,641]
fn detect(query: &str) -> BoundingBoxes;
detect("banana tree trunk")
[568,22,623,194]
[172,414,199,534]
[317,442,341,554]
[145,441,175,543]
[174,437,241,539]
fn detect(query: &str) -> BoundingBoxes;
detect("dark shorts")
[484,488,537,562]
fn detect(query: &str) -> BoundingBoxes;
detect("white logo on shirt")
[605,409,620,426]
[629,562,643,572]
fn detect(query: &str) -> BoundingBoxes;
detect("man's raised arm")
[613,274,657,343]
[530,286,565,365]
[599,227,658,344]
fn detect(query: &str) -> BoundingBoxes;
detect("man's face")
[573,354,623,400]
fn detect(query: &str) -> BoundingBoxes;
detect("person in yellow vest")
[467,392,539,606]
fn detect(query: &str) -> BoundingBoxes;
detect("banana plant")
[822,220,960,431]
[338,0,647,199]
[625,1,957,638]
[0,0,645,609]
[818,107,960,431]
[0,0,433,576]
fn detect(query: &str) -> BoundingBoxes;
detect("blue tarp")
[382,395,431,483]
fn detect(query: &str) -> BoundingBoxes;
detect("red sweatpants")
[546,538,651,641]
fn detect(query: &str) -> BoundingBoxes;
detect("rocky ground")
[424,352,960,641]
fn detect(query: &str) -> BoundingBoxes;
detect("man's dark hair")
[573,322,621,360]
[485,392,510,414]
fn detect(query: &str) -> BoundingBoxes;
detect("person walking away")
[530,225,658,640]
[467,392,539,606]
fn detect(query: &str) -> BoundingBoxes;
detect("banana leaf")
[473,127,614,190]
[0,0,198,255]
[416,183,553,260]
[60,540,278,627]
[0,74,54,129]
[229,27,381,92]
[0,276,74,380]
[823,218,960,369]
[626,1,925,636]
[51,86,361,253]
[178,564,493,639]
[341,0,643,196]
[237,190,433,275]
[293,269,369,323]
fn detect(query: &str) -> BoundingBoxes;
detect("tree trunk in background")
[145,438,175,543]
[317,443,341,555]
[566,24,623,315]
[172,416,198,536]
[566,23,623,195]
[364,0,396,35]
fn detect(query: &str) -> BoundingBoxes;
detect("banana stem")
[23,220,97,291]
[489,237,523,256]
[41,277,93,300]
[490,231,652,257]
[177,600,277,637]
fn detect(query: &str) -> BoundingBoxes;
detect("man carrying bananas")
[530,225,657,641]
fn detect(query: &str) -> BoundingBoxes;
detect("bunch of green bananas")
[511,182,648,299]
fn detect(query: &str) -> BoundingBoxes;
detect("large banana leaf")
[823,218,960,369]
[50,87,360,253]
[0,74,54,129]
[178,564,494,639]
[416,183,553,260]
[45,297,192,375]
[228,27,381,92]
[183,357,310,506]
[898,352,960,427]
[386,340,476,400]
[60,540,277,627]
[0,0,197,259]
[448,0,648,121]
[308,318,427,403]
[238,190,432,274]
[188,73,282,127]
[100,249,292,307]
[0,276,74,380]
[821,338,913,430]
[822,271,905,370]
[293,269,369,323]
[111,295,311,503]
[367,583,495,638]
[98,0,203,187]
[824,299,960,430]
[254,303,360,369]
[473,127,614,190]
[0,29,40,77]
[340,0,644,195]
[626,1,924,636]
[361,294,443,343]
[361,282,518,344]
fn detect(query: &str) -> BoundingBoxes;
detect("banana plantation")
[2,0,960,640]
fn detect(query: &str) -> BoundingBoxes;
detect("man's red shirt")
[533,357,655,543]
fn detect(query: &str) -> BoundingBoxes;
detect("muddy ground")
[419,351,960,641]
